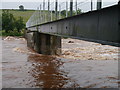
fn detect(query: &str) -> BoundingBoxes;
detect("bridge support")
[26,31,61,55]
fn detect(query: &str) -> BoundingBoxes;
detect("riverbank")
[1,36,119,88]
[0,30,24,36]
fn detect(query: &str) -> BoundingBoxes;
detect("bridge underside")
[26,4,120,55]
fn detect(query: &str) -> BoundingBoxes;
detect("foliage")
[61,9,82,18]
[15,17,25,32]
[8,9,35,24]
[2,10,15,33]
[0,30,23,36]
[2,10,25,34]
[19,5,24,11]
[61,10,66,17]
[77,8,82,15]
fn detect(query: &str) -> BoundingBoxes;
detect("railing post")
[48,0,50,21]
[91,0,93,11]
[51,8,52,21]
[35,10,37,25]
[76,0,77,15]
[55,0,58,20]
[97,0,102,10]
[39,6,40,24]
[70,0,73,17]
[40,4,42,24]
[37,7,39,25]
[43,0,45,22]
[59,4,61,19]
[66,0,68,17]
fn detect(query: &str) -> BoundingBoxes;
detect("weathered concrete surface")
[26,32,61,55]
[26,32,34,49]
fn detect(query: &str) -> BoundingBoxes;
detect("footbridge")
[26,0,120,55]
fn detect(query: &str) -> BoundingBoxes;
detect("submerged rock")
[68,41,74,43]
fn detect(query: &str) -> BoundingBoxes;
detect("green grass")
[2,9,35,24]
[9,9,35,24]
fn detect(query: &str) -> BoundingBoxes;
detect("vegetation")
[19,5,24,11]
[1,9,35,36]
[15,17,25,32]
[2,10,25,33]
[2,10,16,33]
[0,30,23,36]
[61,8,82,18]
[8,9,35,23]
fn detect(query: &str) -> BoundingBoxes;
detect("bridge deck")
[26,4,120,46]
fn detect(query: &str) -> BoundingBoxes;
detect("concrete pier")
[26,31,61,55]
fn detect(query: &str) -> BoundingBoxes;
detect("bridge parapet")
[26,1,120,54]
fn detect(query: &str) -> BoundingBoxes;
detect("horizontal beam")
[27,4,120,46]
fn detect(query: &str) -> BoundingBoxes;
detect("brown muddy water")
[1,36,119,88]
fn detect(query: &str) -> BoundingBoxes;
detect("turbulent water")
[1,36,119,88]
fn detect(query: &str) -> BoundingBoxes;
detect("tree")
[61,10,66,16]
[19,5,24,11]
[61,9,82,17]
[15,17,25,32]
[77,8,82,15]
[2,10,15,33]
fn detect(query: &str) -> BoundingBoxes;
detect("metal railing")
[26,0,119,28]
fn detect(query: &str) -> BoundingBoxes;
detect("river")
[1,36,119,88]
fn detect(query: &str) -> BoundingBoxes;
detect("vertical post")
[97,0,102,10]
[43,0,45,22]
[59,4,61,19]
[40,4,42,24]
[37,7,39,25]
[48,0,50,21]
[51,8,52,21]
[66,0,68,17]
[91,0,93,11]
[51,11,52,21]
[76,0,77,15]
[33,12,35,25]
[34,11,36,25]
[39,7,40,24]
[35,9,37,25]
[55,0,58,20]
[70,0,73,17]
[45,13,46,22]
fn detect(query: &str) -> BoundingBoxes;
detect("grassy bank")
[8,9,35,24]
[0,30,24,36]
[9,10,35,23]
[2,9,35,24]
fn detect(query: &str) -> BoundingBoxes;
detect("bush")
[15,17,25,32]
[1,30,23,36]
[2,10,15,33]
[2,10,25,35]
